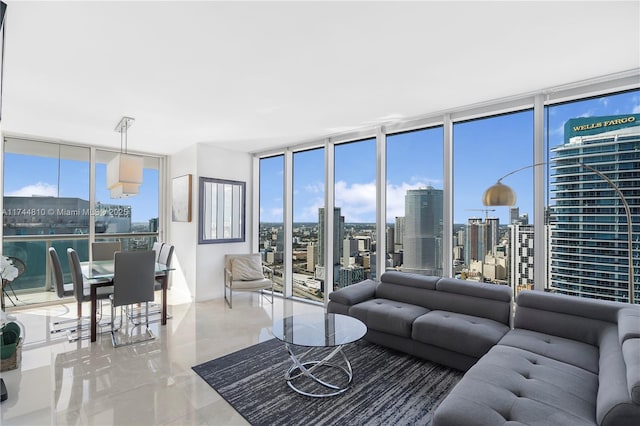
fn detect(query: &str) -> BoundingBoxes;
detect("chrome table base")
[284,343,353,398]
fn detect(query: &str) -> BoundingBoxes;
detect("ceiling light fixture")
[107,116,143,198]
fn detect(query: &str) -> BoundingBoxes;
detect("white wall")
[169,143,253,302]
[167,143,198,302]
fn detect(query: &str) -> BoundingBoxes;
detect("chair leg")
[224,285,232,308]
[2,289,16,307]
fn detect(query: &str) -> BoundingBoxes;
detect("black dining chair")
[152,241,164,263]
[67,248,113,340]
[130,243,173,323]
[155,244,174,291]
[48,247,82,334]
[110,251,156,347]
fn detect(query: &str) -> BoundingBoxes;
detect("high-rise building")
[509,207,520,225]
[464,217,484,264]
[402,186,443,276]
[306,243,316,273]
[394,216,405,252]
[386,226,395,255]
[342,238,358,265]
[486,217,500,256]
[317,207,344,268]
[549,114,640,303]
[510,223,535,296]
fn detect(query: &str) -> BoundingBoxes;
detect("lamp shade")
[106,153,143,192]
[482,182,517,206]
[109,183,141,198]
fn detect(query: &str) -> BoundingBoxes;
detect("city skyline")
[3,92,638,227]
[260,90,640,225]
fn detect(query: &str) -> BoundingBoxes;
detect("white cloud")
[269,207,283,219]
[386,181,437,222]
[7,182,58,197]
[334,180,377,223]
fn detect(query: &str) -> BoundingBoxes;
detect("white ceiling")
[2,1,639,155]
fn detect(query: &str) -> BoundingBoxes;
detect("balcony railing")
[2,233,158,308]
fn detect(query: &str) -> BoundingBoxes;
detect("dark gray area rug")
[192,338,463,426]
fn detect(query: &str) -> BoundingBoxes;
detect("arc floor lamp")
[483,162,636,304]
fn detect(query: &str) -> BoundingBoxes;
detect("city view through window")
[2,141,160,297]
[259,89,639,304]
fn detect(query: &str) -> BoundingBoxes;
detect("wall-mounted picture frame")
[172,174,192,222]
[198,177,245,244]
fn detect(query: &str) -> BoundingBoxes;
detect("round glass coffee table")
[271,313,367,398]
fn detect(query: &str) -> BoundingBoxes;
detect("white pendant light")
[108,116,143,198]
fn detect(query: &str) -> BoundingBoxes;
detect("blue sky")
[4,90,638,226]
[260,89,640,225]
[3,153,158,223]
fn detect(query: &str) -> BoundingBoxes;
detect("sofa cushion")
[515,290,622,346]
[498,329,599,374]
[348,299,429,338]
[597,327,640,425]
[433,345,599,426]
[328,279,377,306]
[623,338,640,404]
[412,311,509,358]
[375,272,439,310]
[618,308,640,344]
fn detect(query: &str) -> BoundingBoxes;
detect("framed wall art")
[171,174,192,222]
[198,177,245,244]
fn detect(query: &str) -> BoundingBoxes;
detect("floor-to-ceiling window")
[334,138,376,290]
[453,110,534,295]
[292,147,325,302]
[256,75,638,306]
[94,149,160,252]
[545,89,640,303]
[2,138,162,306]
[386,127,444,276]
[259,154,284,295]
[3,139,90,301]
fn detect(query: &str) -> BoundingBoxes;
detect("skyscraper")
[509,207,520,225]
[549,114,640,303]
[486,217,500,256]
[464,217,485,264]
[402,186,443,276]
[510,223,535,295]
[394,216,405,252]
[317,207,344,269]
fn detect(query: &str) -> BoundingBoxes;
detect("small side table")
[272,313,367,397]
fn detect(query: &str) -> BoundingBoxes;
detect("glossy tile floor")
[0,293,323,425]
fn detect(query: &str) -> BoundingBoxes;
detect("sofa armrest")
[329,279,377,306]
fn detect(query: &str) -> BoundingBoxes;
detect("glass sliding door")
[545,89,640,303]
[334,138,377,290]
[292,147,325,302]
[386,127,444,276]
[453,110,534,296]
[259,154,284,295]
[2,138,163,306]
[3,139,90,298]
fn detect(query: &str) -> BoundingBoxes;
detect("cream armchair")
[224,254,274,308]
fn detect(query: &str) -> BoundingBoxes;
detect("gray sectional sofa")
[434,289,640,426]
[327,271,640,426]
[327,271,513,371]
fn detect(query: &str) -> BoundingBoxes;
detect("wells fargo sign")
[565,114,640,142]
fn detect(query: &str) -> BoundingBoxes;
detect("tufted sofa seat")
[328,271,513,371]
[433,290,640,426]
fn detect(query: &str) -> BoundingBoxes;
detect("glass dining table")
[80,260,173,342]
